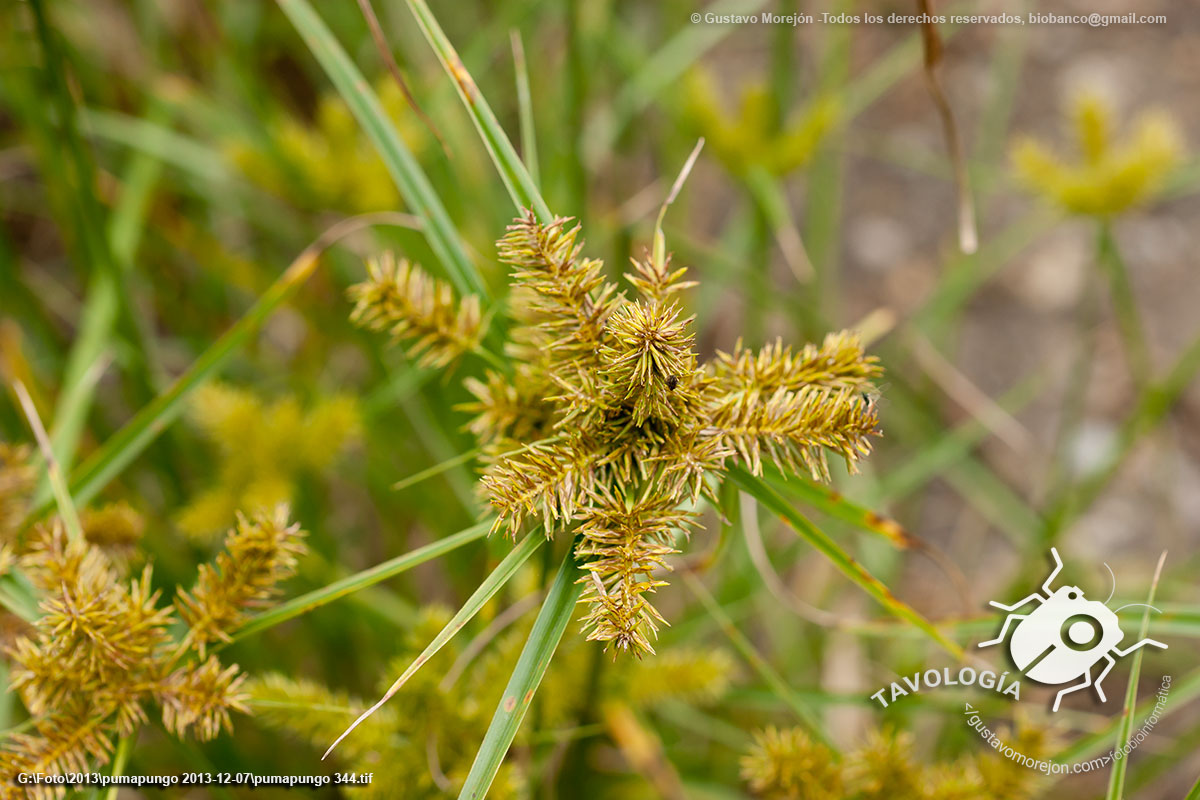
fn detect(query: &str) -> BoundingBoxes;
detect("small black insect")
[666,375,679,390]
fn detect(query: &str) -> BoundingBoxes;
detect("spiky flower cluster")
[178,383,359,540]
[1012,92,1183,216]
[349,252,483,368]
[740,726,843,800]
[742,725,1054,800]
[0,507,305,793]
[356,212,882,656]
[176,506,307,654]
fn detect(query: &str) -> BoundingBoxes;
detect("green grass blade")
[509,30,539,188]
[763,469,916,548]
[1186,773,1200,800]
[1096,222,1150,386]
[729,468,964,658]
[1106,551,1167,800]
[392,448,481,492]
[405,0,552,222]
[1049,668,1200,768]
[100,734,133,800]
[913,210,1058,339]
[229,520,491,643]
[324,530,546,760]
[276,0,488,298]
[681,571,830,747]
[458,543,583,800]
[877,371,1045,503]
[80,108,231,184]
[43,110,166,494]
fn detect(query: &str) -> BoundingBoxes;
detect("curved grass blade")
[229,520,492,644]
[99,734,133,800]
[1187,773,1200,800]
[276,0,487,298]
[404,0,552,222]
[1106,551,1168,800]
[458,544,583,799]
[324,530,546,760]
[23,213,419,524]
[729,468,964,658]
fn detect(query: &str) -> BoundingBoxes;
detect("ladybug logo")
[979,548,1167,712]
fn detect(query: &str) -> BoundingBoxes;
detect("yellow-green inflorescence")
[226,80,429,214]
[1012,92,1183,217]
[350,212,883,657]
[683,68,838,178]
[177,383,360,541]
[742,725,1055,800]
[0,505,306,796]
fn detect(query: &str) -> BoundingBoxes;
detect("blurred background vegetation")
[1,0,1199,797]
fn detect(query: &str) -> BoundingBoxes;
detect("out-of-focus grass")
[1,0,1198,796]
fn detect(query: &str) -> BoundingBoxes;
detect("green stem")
[1096,220,1151,387]
[101,734,134,800]
[1045,325,1200,540]
[1039,259,1101,543]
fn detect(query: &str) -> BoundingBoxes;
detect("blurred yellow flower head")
[684,68,838,177]
[1011,92,1183,216]
[178,384,360,541]
[226,79,427,213]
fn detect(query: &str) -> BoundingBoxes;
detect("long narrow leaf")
[763,469,916,549]
[1106,551,1168,800]
[509,30,539,187]
[730,468,964,658]
[40,107,168,508]
[405,0,552,222]
[1049,668,1200,768]
[276,0,488,298]
[230,520,491,643]
[458,544,583,799]
[324,530,546,760]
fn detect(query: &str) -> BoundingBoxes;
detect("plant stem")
[1097,220,1152,386]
